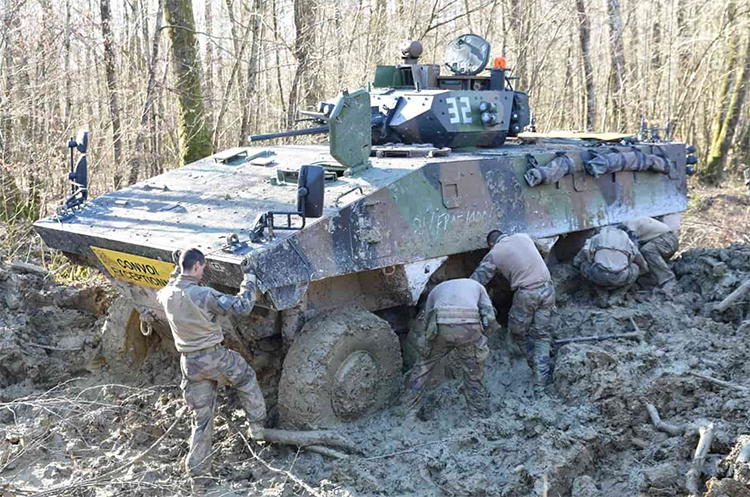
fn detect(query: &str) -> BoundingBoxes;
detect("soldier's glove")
[239,273,258,298]
[479,305,496,330]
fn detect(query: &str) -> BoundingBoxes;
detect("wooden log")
[686,423,715,496]
[715,278,750,312]
[688,372,750,392]
[264,429,358,453]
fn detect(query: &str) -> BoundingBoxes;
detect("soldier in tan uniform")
[621,217,679,289]
[573,226,648,307]
[157,248,266,482]
[403,278,496,420]
[471,231,555,399]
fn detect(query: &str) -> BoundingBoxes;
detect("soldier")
[157,248,266,485]
[403,278,496,421]
[621,217,679,291]
[573,226,648,307]
[471,231,555,399]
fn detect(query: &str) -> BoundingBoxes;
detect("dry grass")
[679,181,750,254]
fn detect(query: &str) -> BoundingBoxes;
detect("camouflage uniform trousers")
[580,260,640,291]
[180,345,266,477]
[640,231,678,286]
[508,281,555,395]
[580,261,639,306]
[403,323,489,417]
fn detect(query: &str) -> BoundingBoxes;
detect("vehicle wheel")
[278,307,403,429]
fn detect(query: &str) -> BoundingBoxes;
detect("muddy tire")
[278,307,403,429]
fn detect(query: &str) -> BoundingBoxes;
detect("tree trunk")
[509,0,528,89]
[576,0,595,131]
[287,0,317,127]
[100,0,124,188]
[704,30,750,181]
[129,0,165,186]
[1,0,15,163]
[239,0,263,145]
[203,0,214,132]
[63,0,73,131]
[272,0,287,124]
[213,0,251,149]
[698,1,738,184]
[164,0,213,165]
[606,0,627,131]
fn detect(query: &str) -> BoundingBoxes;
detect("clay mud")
[2,191,750,497]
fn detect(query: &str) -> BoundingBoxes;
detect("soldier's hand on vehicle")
[240,273,258,296]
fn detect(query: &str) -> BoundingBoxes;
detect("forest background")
[1,0,749,223]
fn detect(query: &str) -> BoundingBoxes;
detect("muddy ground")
[2,189,750,497]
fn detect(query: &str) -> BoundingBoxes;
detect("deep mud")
[2,197,750,496]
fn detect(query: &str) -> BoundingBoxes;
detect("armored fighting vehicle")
[34,34,693,429]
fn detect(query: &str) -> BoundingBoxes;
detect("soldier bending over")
[403,278,496,421]
[573,226,648,307]
[157,248,266,483]
[621,217,679,292]
[471,231,555,399]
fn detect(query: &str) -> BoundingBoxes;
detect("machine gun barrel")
[249,125,330,142]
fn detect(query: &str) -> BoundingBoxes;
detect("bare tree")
[704,29,750,182]
[129,0,164,186]
[100,0,124,187]
[606,0,627,131]
[164,0,213,164]
[288,0,317,127]
[239,0,264,145]
[576,0,595,130]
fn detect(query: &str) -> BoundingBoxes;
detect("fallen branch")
[686,423,715,496]
[23,341,82,352]
[714,277,750,312]
[264,428,358,454]
[28,410,185,497]
[646,404,715,496]
[688,372,750,392]
[628,317,645,345]
[364,437,461,460]
[238,432,325,497]
[10,261,49,276]
[554,331,642,346]
[646,403,685,437]
[303,445,349,459]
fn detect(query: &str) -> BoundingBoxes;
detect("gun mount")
[249,34,530,170]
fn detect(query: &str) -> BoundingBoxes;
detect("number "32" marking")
[445,97,473,124]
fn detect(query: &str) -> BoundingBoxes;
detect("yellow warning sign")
[91,246,175,289]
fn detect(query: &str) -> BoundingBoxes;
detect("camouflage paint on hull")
[34,141,687,312]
